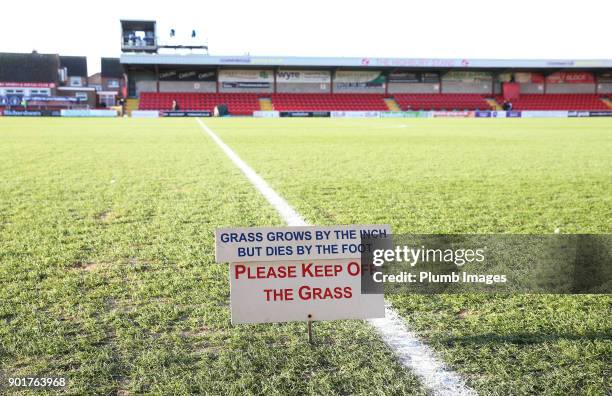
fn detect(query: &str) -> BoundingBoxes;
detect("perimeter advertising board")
[546,72,595,84]
[388,72,439,83]
[218,69,274,89]
[276,70,331,83]
[158,69,216,81]
[334,71,386,88]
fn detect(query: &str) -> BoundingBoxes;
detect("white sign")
[216,224,389,324]
[230,259,384,324]
[253,111,280,118]
[334,70,383,83]
[131,110,160,118]
[60,109,118,117]
[330,111,381,118]
[276,70,331,83]
[216,224,390,263]
[218,70,274,82]
[520,111,569,118]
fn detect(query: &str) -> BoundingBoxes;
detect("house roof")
[101,58,122,78]
[60,56,88,77]
[0,52,59,83]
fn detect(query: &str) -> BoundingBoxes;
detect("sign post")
[307,315,313,344]
[215,225,389,327]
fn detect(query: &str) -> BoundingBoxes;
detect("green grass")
[1,117,610,395]
[211,118,611,233]
[208,117,612,395]
[0,118,424,395]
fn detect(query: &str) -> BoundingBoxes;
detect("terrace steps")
[384,98,401,111]
[259,98,274,111]
[486,98,502,110]
[125,99,140,116]
[601,97,612,109]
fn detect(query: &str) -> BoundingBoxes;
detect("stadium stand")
[393,94,492,111]
[133,92,612,114]
[138,92,261,115]
[270,93,388,111]
[494,94,609,111]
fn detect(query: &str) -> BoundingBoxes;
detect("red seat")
[493,94,608,111]
[139,92,261,115]
[270,93,388,111]
[394,94,491,111]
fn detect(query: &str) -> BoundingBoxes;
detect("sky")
[1,0,611,74]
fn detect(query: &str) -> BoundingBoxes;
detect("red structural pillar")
[503,82,520,100]
[385,72,389,96]
[155,65,160,93]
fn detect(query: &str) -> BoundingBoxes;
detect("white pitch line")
[196,118,306,227]
[196,118,476,396]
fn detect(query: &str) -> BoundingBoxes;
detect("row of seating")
[138,92,611,113]
[139,92,261,115]
[494,94,609,110]
[270,94,388,111]
[394,94,491,111]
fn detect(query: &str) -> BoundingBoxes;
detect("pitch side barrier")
[130,110,213,118]
[249,110,612,118]
[1,109,62,117]
[0,109,119,117]
[130,110,218,118]
[162,110,211,117]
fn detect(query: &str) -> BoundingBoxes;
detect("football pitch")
[1,117,610,395]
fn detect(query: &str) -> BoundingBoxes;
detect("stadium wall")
[441,72,493,94]
[519,83,545,94]
[388,83,439,93]
[219,85,273,93]
[332,83,385,93]
[276,82,330,93]
[441,81,492,94]
[493,82,502,95]
[545,83,596,94]
[136,81,157,96]
[494,83,544,94]
[494,82,548,94]
[598,83,612,93]
[159,81,216,93]
[132,70,157,96]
